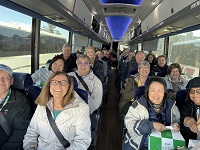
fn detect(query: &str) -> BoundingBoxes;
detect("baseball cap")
[0,64,13,76]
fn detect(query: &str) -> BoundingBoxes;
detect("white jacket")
[68,70,103,114]
[23,93,91,150]
[31,63,53,88]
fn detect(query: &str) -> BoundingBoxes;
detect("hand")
[184,117,198,133]
[171,122,180,132]
[153,122,167,131]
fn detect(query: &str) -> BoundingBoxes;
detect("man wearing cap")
[180,77,200,146]
[0,64,32,149]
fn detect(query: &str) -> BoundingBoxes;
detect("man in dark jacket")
[0,64,32,150]
[60,43,77,73]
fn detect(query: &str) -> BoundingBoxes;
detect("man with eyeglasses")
[180,77,200,146]
[0,64,32,149]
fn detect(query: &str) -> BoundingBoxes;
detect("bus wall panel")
[73,0,93,27]
[142,0,196,33]
[171,0,196,14]
[141,11,156,32]
[99,27,104,38]
[57,0,75,12]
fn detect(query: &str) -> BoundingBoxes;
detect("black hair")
[48,55,66,71]
[144,76,169,100]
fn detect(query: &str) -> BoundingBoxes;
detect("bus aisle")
[96,69,122,150]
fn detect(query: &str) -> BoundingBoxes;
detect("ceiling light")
[105,16,132,41]
[100,0,143,5]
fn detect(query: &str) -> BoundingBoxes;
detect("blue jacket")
[123,95,180,150]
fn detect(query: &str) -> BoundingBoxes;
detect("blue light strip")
[100,0,142,5]
[106,16,132,41]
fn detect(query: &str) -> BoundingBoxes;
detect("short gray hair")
[138,61,150,69]
[62,43,72,50]
[76,54,91,64]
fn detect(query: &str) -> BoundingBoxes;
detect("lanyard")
[0,89,11,111]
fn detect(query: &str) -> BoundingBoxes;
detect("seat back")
[11,72,33,91]
[134,86,145,100]
[76,88,88,103]
[70,76,88,103]
[175,89,187,109]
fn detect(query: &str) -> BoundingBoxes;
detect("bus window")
[169,31,200,79]
[0,5,32,73]
[39,21,68,67]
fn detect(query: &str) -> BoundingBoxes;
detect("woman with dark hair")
[31,55,66,88]
[122,76,180,150]
[150,55,168,77]
[164,63,188,94]
[180,77,200,145]
[23,72,91,149]
[145,52,156,69]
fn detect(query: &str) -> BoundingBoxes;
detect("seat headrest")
[11,72,33,90]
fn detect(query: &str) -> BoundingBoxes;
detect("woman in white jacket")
[23,72,91,150]
[31,55,66,88]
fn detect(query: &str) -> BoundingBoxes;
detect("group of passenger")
[2,46,200,149]
[0,44,115,149]
[118,49,200,149]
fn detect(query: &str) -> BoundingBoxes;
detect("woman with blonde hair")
[23,72,91,150]
[85,46,105,83]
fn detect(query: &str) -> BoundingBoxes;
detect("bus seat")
[70,76,88,103]
[75,88,88,103]
[134,86,145,100]
[11,72,33,91]
[175,89,187,109]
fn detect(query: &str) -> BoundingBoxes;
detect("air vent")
[103,7,137,15]
[45,15,67,23]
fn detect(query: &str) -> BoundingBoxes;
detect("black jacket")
[0,89,32,150]
[60,53,77,73]
[92,56,105,83]
[180,102,198,145]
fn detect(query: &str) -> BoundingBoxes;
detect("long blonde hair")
[35,72,75,107]
[85,46,96,65]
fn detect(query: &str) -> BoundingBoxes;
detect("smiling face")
[50,74,69,100]
[77,57,91,76]
[51,59,64,72]
[189,88,200,105]
[148,81,165,105]
[157,56,166,67]
[86,48,95,59]
[0,70,13,99]
[170,68,180,81]
[62,47,71,60]
[138,65,150,77]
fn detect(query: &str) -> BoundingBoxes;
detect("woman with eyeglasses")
[180,77,200,145]
[68,54,103,114]
[23,72,91,150]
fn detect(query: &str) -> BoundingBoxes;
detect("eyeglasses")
[0,76,12,81]
[50,80,69,86]
[77,62,89,66]
[189,89,200,94]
